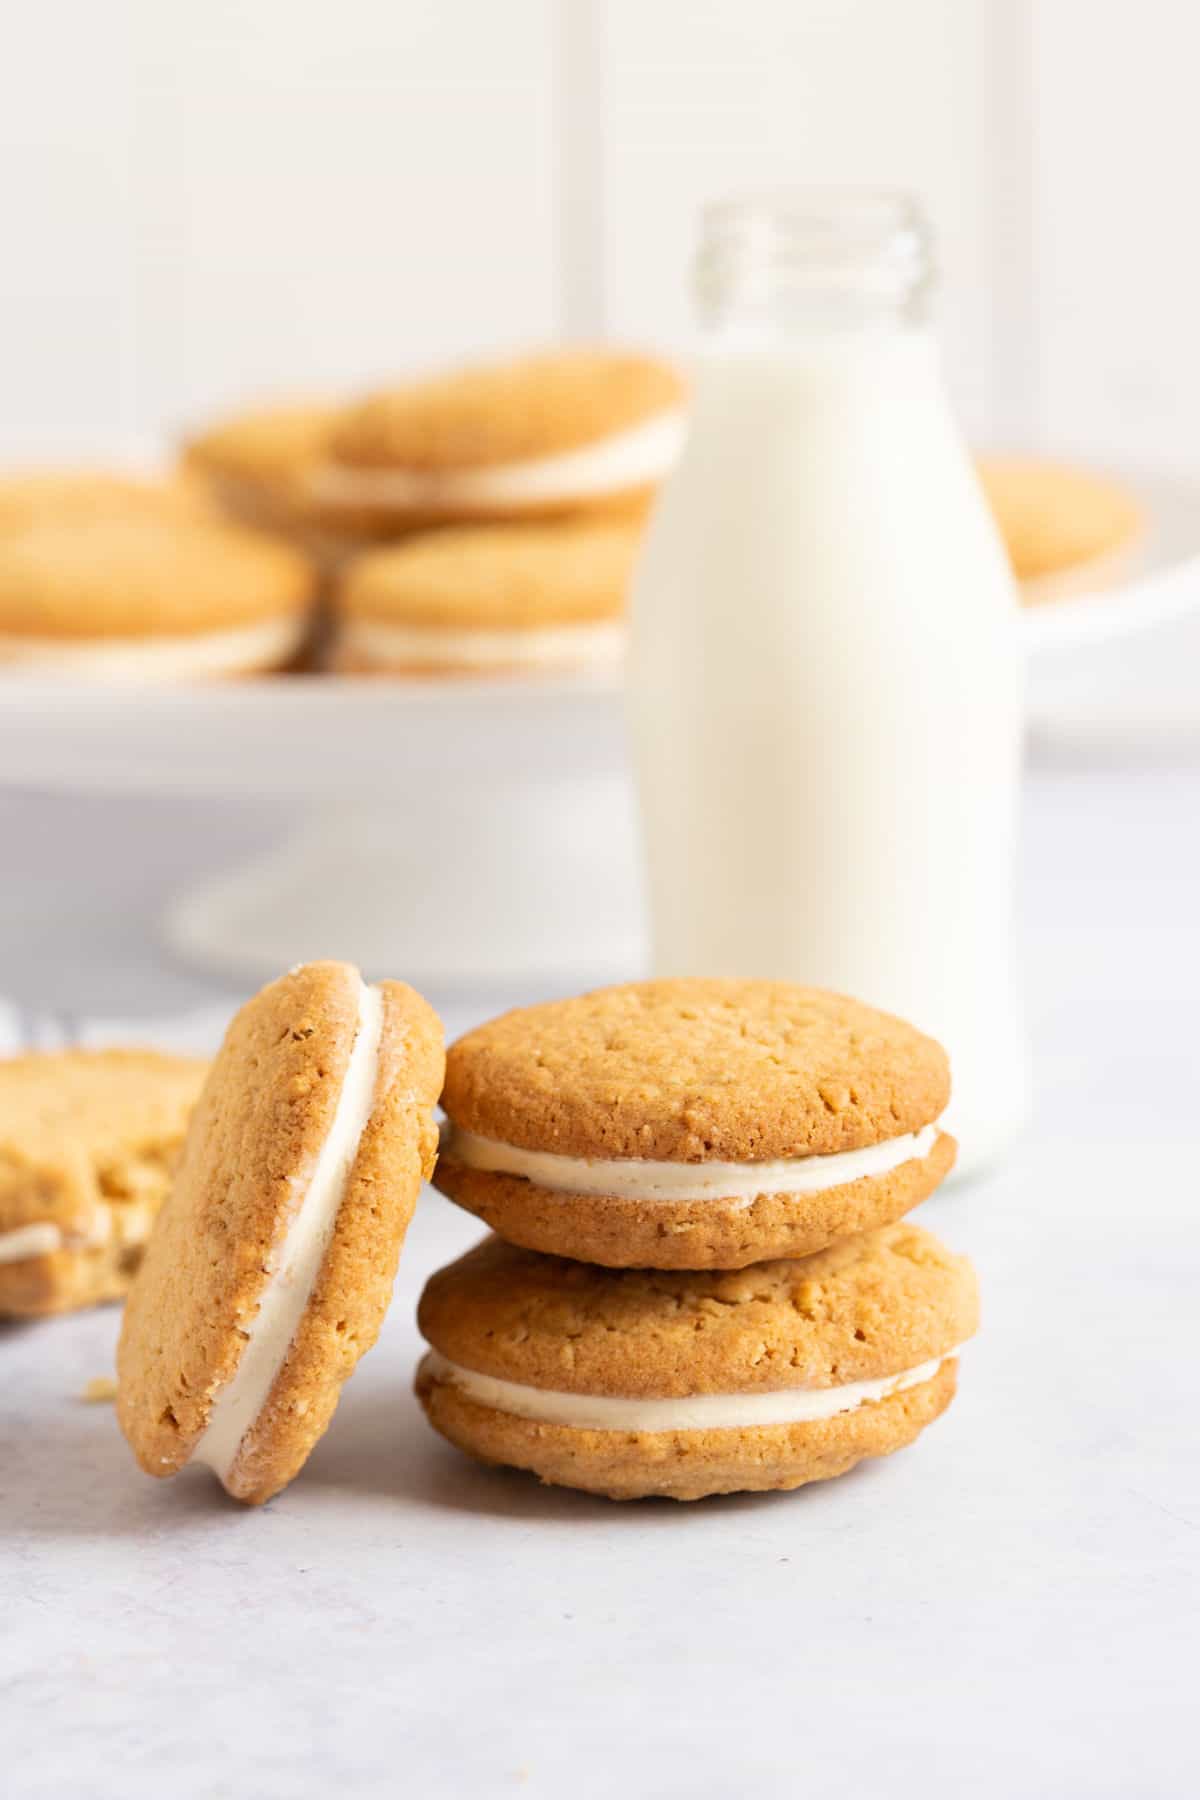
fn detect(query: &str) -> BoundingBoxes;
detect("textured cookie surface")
[0,1049,208,1317]
[330,350,685,470]
[0,514,314,637]
[977,455,1142,584]
[339,521,640,630]
[433,1128,955,1270]
[416,1225,976,1500]
[117,962,444,1503]
[418,1224,977,1398]
[440,979,950,1162]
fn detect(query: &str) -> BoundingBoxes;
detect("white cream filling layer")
[0,1222,68,1264]
[191,979,383,1484]
[442,1121,941,1204]
[341,616,626,670]
[0,1210,125,1264]
[0,613,306,681]
[310,410,687,512]
[423,1348,956,1432]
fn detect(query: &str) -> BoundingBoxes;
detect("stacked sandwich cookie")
[420,979,977,1501]
[184,349,685,678]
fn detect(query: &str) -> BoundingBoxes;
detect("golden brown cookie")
[182,398,389,557]
[313,349,687,528]
[335,521,638,674]
[434,979,954,1268]
[977,455,1142,600]
[416,1224,978,1500]
[0,468,215,532]
[0,1049,208,1317]
[0,513,316,678]
[117,962,444,1505]
[116,957,444,1504]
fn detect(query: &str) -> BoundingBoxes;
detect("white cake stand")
[1,473,1196,984]
[0,669,641,983]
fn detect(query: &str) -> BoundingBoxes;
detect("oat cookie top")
[0,514,314,637]
[330,350,685,471]
[339,521,639,630]
[441,980,950,1163]
[419,1224,978,1399]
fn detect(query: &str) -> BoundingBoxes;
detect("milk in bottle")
[628,195,1027,1174]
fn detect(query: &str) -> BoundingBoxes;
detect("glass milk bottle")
[628,193,1027,1175]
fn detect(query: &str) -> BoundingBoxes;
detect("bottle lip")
[694,188,934,328]
[701,187,922,235]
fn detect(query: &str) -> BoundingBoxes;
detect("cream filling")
[0,1211,123,1264]
[423,1348,957,1432]
[0,1222,69,1264]
[341,615,626,670]
[190,978,383,1484]
[0,613,306,680]
[441,1121,941,1204]
[310,410,687,512]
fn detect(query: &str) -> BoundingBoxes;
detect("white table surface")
[2,755,1199,1799]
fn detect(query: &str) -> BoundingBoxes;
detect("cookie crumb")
[81,1376,118,1404]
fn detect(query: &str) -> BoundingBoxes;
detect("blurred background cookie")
[313,349,686,530]
[182,398,388,563]
[0,1048,207,1317]
[977,454,1143,602]
[334,520,639,676]
[0,513,317,679]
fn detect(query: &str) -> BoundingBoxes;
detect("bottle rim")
[694,188,934,326]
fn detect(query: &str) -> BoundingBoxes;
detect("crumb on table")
[80,1376,118,1404]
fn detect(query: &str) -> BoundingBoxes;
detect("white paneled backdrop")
[2,0,1197,471]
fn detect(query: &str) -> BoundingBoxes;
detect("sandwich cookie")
[182,398,387,558]
[117,962,443,1505]
[335,521,638,675]
[416,1224,979,1501]
[435,980,955,1269]
[0,514,315,679]
[0,1050,208,1317]
[313,349,686,528]
[976,454,1142,603]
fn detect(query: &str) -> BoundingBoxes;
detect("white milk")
[628,198,1027,1174]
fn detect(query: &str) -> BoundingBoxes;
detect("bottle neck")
[694,191,934,339]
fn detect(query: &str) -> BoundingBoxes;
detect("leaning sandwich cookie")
[117,962,444,1505]
[416,1225,979,1501]
[434,979,955,1269]
[335,521,638,675]
[0,1050,208,1318]
[311,349,686,528]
